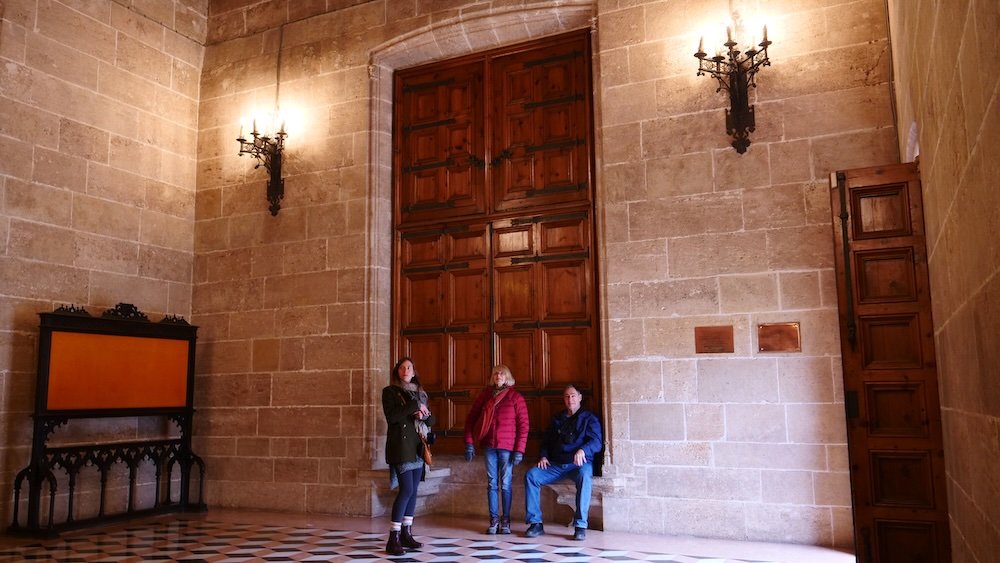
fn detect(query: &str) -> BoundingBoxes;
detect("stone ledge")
[363,466,452,518]
[542,476,619,531]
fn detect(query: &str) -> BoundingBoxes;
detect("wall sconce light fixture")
[694,25,771,153]
[237,118,286,216]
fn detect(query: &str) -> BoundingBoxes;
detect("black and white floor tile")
[0,519,780,562]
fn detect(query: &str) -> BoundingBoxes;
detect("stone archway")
[362,2,596,482]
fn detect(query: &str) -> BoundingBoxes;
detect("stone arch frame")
[363,2,604,467]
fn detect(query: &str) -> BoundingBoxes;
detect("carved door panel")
[397,223,491,439]
[491,34,593,212]
[395,61,485,225]
[493,211,598,445]
[831,163,951,563]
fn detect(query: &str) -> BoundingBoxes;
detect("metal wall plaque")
[758,322,801,352]
[695,325,734,353]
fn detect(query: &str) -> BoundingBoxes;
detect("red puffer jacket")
[463,386,529,454]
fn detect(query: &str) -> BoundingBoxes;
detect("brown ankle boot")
[386,530,406,555]
[400,525,422,549]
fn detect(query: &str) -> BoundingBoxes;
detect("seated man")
[523,383,603,541]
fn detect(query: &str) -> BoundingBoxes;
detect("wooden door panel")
[495,331,536,387]
[495,266,534,322]
[394,31,600,456]
[865,382,930,437]
[875,520,942,563]
[401,232,444,268]
[507,111,534,145]
[831,162,950,562]
[540,104,573,140]
[491,35,592,212]
[449,269,488,325]
[858,314,923,368]
[856,249,918,302]
[492,208,598,449]
[870,451,936,507]
[450,227,489,261]
[401,273,444,328]
[396,62,485,225]
[403,334,446,388]
[452,333,489,388]
[543,328,591,388]
[494,224,533,257]
[541,261,590,319]
[539,214,588,253]
[851,184,912,239]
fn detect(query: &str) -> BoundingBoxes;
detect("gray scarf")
[395,381,431,437]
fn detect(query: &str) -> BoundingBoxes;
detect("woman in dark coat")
[382,357,435,556]
[463,364,529,534]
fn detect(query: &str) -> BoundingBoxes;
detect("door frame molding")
[364,4,606,468]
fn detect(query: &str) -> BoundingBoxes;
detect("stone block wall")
[18,0,997,551]
[594,0,894,546]
[191,0,900,547]
[193,0,597,518]
[888,1,1000,561]
[0,0,206,527]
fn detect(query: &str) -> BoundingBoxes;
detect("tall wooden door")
[830,163,951,563]
[393,31,599,455]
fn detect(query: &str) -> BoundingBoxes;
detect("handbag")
[419,433,433,465]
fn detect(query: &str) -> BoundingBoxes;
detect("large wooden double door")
[392,31,600,455]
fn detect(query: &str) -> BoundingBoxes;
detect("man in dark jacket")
[523,383,602,541]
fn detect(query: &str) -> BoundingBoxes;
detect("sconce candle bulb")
[694,25,772,153]
[237,119,287,215]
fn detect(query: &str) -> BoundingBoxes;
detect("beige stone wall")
[20,0,994,550]
[888,1,1000,561]
[194,0,597,517]
[0,0,206,527]
[191,0,898,547]
[595,0,895,547]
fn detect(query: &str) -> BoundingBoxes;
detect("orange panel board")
[47,331,189,410]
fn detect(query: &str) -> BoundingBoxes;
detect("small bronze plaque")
[695,325,734,354]
[758,322,801,352]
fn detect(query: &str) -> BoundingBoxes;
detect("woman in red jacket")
[463,364,530,534]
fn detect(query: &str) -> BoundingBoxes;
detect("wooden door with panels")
[393,30,600,456]
[395,60,485,225]
[490,37,593,213]
[492,210,598,437]
[830,163,951,563]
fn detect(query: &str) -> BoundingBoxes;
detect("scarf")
[394,381,430,438]
[473,385,510,442]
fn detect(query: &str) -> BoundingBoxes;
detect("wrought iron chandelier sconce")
[237,121,286,216]
[694,25,771,153]
[236,24,290,216]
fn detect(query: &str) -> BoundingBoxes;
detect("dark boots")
[499,517,511,535]
[386,530,406,556]
[400,525,422,549]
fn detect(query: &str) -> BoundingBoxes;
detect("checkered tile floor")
[0,520,779,562]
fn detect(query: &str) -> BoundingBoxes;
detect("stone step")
[366,466,452,518]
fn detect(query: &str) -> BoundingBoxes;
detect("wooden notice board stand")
[9,303,206,535]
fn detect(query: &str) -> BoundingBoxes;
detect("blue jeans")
[524,462,593,529]
[484,448,513,519]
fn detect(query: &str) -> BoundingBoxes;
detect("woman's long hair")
[391,356,423,388]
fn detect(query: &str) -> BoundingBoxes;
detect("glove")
[512,452,523,466]
[464,444,475,462]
